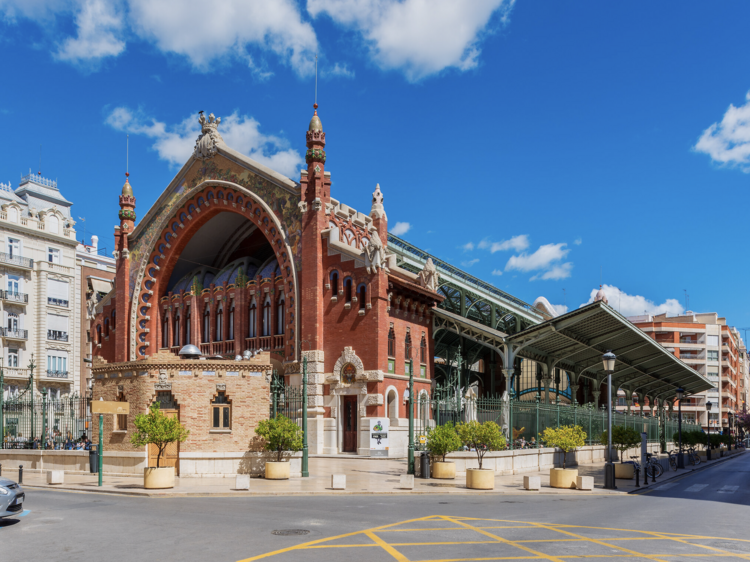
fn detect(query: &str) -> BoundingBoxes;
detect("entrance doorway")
[148,409,180,475]
[342,396,357,453]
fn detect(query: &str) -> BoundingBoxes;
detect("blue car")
[0,477,24,518]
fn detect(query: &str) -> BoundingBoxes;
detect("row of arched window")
[96,310,116,343]
[329,271,367,310]
[387,325,427,363]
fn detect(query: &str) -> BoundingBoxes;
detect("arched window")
[173,312,180,348]
[211,391,231,429]
[202,307,210,343]
[104,318,110,337]
[388,324,395,357]
[405,329,412,361]
[358,285,366,310]
[47,214,59,234]
[248,298,257,338]
[344,278,353,303]
[330,271,339,295]
[112,310,116,325]
[228,301,235,340]
[420,333,427,364]
[96,324,102,344]
[262,295,271,337]
[387,389,398,420]
[185,306,191,345]
[116,391,128,431]
[8,207,17,223]
[216,304,224,341]
[161,313,168,348]
[276,294,285,335]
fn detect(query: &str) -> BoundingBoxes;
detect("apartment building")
[0,174,79,400]
[628,312,745,435]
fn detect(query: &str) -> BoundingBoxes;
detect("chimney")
[91,235,98,251]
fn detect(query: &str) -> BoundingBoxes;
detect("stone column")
[592,390,601,409]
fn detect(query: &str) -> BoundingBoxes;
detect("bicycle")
[686,448,701,466]
[667,450,678,471]
[630,454,663,478]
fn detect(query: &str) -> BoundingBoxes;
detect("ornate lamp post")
[706,400,712,461]
[408,356,415,475]
[0,356,4,448]
[302,355,309,478]
[41,387,48,449]
[602,351,617,490]
[676,387,685,469]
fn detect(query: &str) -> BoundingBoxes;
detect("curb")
[627,451,744,495]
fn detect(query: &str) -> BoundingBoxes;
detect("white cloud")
[548,302,568,316]
[531,262,572,281]
[582,284,684,317]
[694,90,750,172]
[325,62,355,78]
[574,238,582,245]
[461,242,474,251]
[505,243,569,273]
[491,269,502,276]
[477,234,528,253]
[54,0,125,64]
[461,258,479,267]
[390,221,411,236]
[0,0,69,21]
[104,107,303,177]
[307,0,515,81]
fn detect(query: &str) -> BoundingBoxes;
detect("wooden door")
[148,409,180,475]
[342,396,358,453]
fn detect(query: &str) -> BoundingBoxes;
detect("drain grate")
[272,530,310,536]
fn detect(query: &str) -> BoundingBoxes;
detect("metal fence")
[1,397,91,449]
[414,393,703,450]
[270,372,303,427]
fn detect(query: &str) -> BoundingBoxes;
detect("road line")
[654,483,677,490]
[645,530,750,561]
[717,485,739,494]
[685,484,708,492]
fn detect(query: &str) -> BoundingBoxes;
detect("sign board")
[419,435,427,445]
[91,401,130,415]
[370,419,389,457]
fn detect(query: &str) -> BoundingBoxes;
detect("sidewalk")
[15,450,744,498]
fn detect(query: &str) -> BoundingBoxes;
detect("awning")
[90,278,113,295]
[433,300,713,400]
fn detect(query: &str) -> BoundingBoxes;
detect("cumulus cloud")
[324,62,355,78]
[461,242,474,251]
[478,234,529,253]
[694,90,750,172]
[461,258,479,267]
[105,107,303,177]
[582,284,684,317]
[491,269,502,276]
[55,0,125,64]
[548,302,568,316]
[390,221,411,236]
[531,262,572,281]
[574,238,582,245]
[505,243,569,273]
[307,0,515,81]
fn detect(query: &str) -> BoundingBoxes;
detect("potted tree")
[600,426,641,479]
[130,404,190,489]
[426,422,462,479]
[455,420,506,490]
[541,425,587,489]
[255,414,303,479]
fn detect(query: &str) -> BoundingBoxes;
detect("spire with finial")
[594,284,608,304]
[119,134,136,227]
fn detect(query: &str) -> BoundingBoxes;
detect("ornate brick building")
[92,107,441,462]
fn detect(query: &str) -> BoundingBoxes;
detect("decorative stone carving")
[216,383,226,391]
[416,257,438,292]
[370,183,386,219]
[193,112,224,159]
[298,201,308,214]
[364,230,387,274]
[333,347,364,381]
[154,369,171,390]
[312,198,322,212]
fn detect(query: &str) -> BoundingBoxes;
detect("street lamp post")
[408,357,415,475]
[676,387,685,469]
[302,355,309,478]
[706,400,712,461]
[0,357,4,449]
[602,351,616,490]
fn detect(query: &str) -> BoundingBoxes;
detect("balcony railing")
[0,252,33,269]
[47,297,69,307]
[46,370,69,379]
[2,328,28,340]
[47,330,68,342]
[1,291,28,303]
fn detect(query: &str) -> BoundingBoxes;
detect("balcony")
[47,297,69,307]
[0,252,33,269]
[3,367,30,379]
[679,352,705,362]
[47,330,68,342]
[45,370,69,379]
[1,291,28,304]
[2,328,28,340]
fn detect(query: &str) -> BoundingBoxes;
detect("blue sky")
[2,1,749,329]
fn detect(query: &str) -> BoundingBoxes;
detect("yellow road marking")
[644,530,750,561]
[364,530,410,562]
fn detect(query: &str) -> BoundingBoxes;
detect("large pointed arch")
[129,179,300,362]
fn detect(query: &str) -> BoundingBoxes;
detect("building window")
[185,306,191,345]
[96,325,102,344]
[405,329,412,361]
[216,305,224,341]
[7,312,19,333]
[330,271,339,295]
[202,307,210,343]
[420,333,426,364]
[707,335,719,347]
[104,318,110,338]
[47,352,68,377]
[388,324,395,357]
[358,285,366,310]
[262,296,271,337]
[47,278,69,307]
[173,313,180,348]
[248,299,257,338]
[48,247,61,264]
[228,301,235,340]
[7,274,20,295]
[6,238,19,258]
[708,350,719,361]
[8,348,18,368]
[276,294,285,335]
[116,393,128,431]
[47,313,68,341]
[161,314,169,348]
[47,215,59,234]
[7,207,17,223]
[344,278,353,303]
[211,391,231,429]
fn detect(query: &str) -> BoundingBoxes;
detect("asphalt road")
[2,454,749,562]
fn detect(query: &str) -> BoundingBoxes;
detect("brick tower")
[114,173,135,362]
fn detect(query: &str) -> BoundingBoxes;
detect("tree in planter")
[600,426,641,463]
[255,414,303,462]
[426,422,462,462]
[540,425,586,469]
[130,404,190,468]
[455,421,506,470]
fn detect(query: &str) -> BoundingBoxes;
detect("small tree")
[130,404,190,468]
[426,422,462,462]
[540,425,586,469]
[456,420,506,470]
[600,425,641,463]
[255,415,303,462]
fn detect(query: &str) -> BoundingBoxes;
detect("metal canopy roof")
[433,301,713,400]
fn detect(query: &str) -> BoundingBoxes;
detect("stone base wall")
[180,451,302,478]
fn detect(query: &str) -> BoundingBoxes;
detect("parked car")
[0,477,24,518]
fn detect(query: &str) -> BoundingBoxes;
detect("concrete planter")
[466,468,494,490]
[144,467,175,489]
[432,462,456,479]
[550,468,578,489]
[265,461,290,480]
[614,463,634,479]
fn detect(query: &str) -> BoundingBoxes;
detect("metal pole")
[98,413,103,487]
[0,357,4,449]
[604,372,616,489]
[677,398,684,469]
[42,389,47,449]
[302,356,309,478]
[408,358,415,475]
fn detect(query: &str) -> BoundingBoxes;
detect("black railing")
[1,291,28,303]
[47,297,69,307]
[0,252,33,268]
[47,330,68,341]
[2,328,28,339]
[46,370,69,379]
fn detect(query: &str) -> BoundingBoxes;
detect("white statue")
[365,231,386,274]
[193,112,224,159]
[417,258,438,292]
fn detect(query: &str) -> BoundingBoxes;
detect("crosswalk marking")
[654,483,677,490]
[717,485,739,494]
[685,484,708,492]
